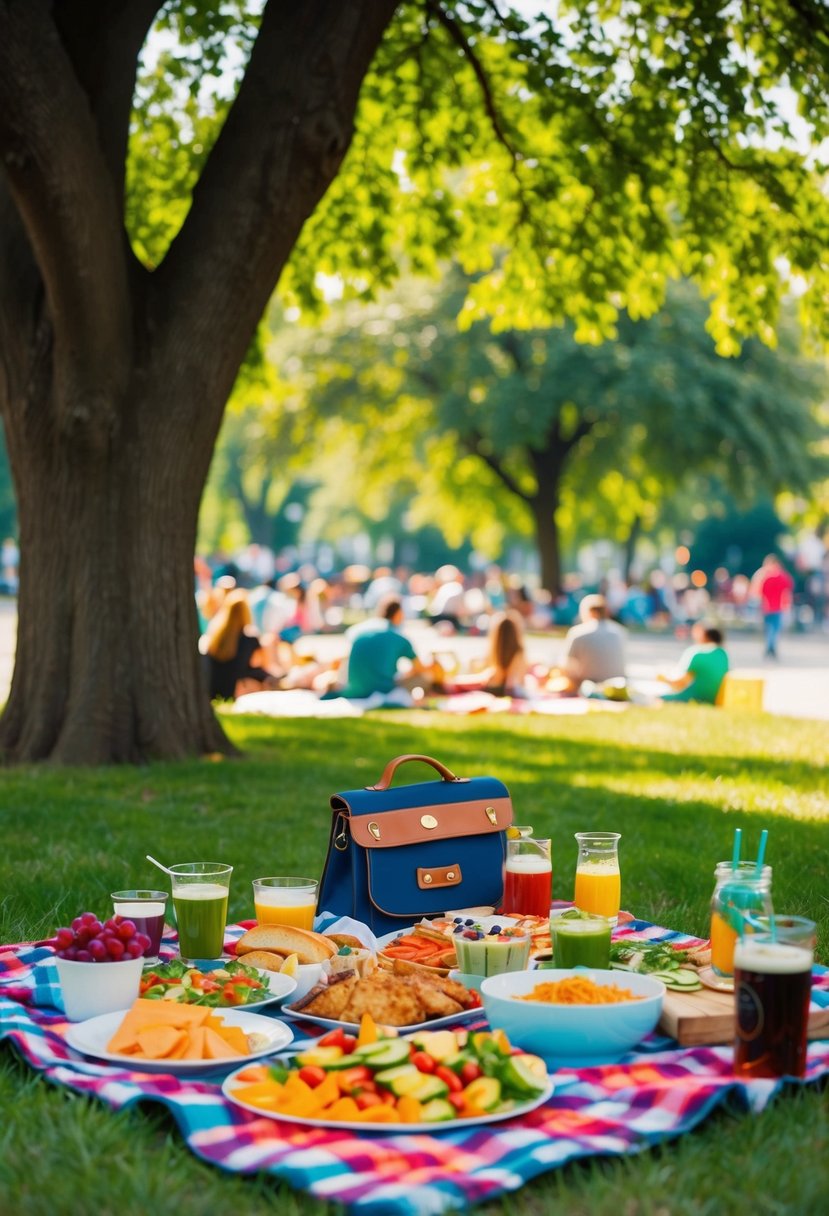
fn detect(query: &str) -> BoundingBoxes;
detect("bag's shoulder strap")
[367,754,462,791]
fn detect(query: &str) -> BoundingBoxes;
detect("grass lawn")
[1,706,827,1215]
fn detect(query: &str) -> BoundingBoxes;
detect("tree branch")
[53,1,164,212]
[155,0,399,421]
[0,0,132,440]
[425,0,521,170]
[466,429,531,503]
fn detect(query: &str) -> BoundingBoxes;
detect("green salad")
[138,959,271,1006]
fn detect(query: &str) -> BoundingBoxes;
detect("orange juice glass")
[253,877,317,930]
[574,832,621,924]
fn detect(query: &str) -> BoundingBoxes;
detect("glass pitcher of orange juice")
[574,833,621,924]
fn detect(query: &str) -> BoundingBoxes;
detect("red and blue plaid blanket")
[2,920,828,1215]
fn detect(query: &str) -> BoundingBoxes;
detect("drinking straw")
[146,854,174,877]
[754,829,769,875]
[732,828,742,872]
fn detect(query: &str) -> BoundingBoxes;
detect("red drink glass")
[502,838,552,917]
[111,890,168,961]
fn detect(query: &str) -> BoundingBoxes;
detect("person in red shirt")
[751,554,794,659]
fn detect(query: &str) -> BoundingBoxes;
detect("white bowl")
[56,956,145,1022]
[481,968,665,1066]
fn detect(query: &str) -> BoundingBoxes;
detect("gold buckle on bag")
[333,812,349,852]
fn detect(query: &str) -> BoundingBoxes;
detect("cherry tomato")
[460,1062,483,1085]
[448,1092,466,1113]
[319,1028,346,1049]
[435,1066,463,1093]
[355,1092,383,1110]
[298,1066,327,1088]
[411,1052,436,1074]
[337,1066,373,1091]
[340,1034,358,1054]
[221,984,243,1005]
[380,1090,397,1106]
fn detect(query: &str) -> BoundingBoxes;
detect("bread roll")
[235,924,337,964]
[236,949,289,973]
[324,932,369,951]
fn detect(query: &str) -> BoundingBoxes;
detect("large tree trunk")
[528,482,563,596]
[0,0,398,763]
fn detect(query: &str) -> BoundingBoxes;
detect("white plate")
[65,1008,294,1073]
[280,1004,481,1035]
[222,1067,553,1133]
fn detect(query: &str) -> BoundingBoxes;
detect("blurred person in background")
[321,596,439,701]
[658,623,729,704]
[751,554,794,658]
[428,564,467,632]
[556,594,627,693]
[202,589,275,700]
[441,610,530,697]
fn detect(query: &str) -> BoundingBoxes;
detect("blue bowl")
[480,968,665,1066]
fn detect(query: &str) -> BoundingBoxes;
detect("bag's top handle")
[367,753,461,791]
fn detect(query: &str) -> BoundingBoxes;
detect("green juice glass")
[551,908,611,969]
[170,862,232,962]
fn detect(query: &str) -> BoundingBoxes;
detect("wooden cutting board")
[658,985,829,1046]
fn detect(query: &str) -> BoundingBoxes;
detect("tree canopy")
[229,273,826,590]
[1,0,829,762]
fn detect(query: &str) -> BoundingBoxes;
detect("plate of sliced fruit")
[222,1015,553,1132]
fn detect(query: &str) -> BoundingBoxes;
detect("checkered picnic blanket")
[2,920,828,1216]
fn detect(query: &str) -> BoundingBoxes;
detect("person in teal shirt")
[322,597,435,700]
[660,624,729,704]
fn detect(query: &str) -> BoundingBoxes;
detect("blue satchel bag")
[317,753,514,934]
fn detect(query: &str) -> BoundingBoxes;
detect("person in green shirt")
[321,597,437,700]
[659,624,729,704]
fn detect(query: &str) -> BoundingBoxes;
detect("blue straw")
[754,829,768,876]
[732,828,742,872]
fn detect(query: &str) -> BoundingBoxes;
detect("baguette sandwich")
[235,924,337,965]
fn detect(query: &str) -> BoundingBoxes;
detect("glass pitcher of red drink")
[502,836,552,917]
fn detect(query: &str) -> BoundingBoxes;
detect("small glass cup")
[111,890,168,962]
[551,908,612,969]
[734,916,815,1079]
[573,832,621,924]
[169,862,232,962]
[253,877,318,930]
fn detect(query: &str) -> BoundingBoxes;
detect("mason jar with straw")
[710,828,773,979]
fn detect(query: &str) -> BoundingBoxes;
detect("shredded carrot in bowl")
[516,977,643,1005]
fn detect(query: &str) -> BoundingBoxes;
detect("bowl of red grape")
[53,912,150,1021]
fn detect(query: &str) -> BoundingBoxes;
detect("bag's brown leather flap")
[348,797,512,849]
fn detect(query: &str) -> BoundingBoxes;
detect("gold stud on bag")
[486,807,498,824]
[368,822,381,840]
[421,814,438,829]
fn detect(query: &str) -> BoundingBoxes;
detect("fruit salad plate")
[222,1062,553,1134]
[65,1008,294,1074]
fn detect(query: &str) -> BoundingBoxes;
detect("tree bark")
[528,482,563,597]
[0,0,398,763]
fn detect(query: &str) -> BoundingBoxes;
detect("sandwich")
[235,924,337,966]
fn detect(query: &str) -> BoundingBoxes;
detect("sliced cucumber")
[355,1038,411,1068]
[409,1075,449,1102]
[419,1098,456,1123]
[374,1065,424,1096]
[649,968,702,991]
[462,1076,502,1111]
[499,1055,548,1098]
